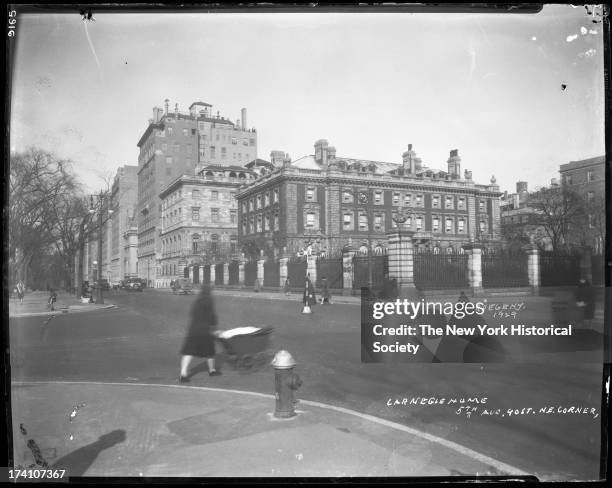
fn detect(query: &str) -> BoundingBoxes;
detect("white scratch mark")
[581,26,588,35]
[589,29,598,35]
[566,34,578,42]
[83,21,103,82]
[531,36,537,41]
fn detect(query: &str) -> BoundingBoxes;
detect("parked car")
[172,278,194,295]
[111,281,122,290]
[123,278,143,292]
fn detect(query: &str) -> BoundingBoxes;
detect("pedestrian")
[320,278,331,305]
[575,278,596,329]
[16,280,25,304]
[88,283,94,304]
[283,277,291,296]
[253,278,261,293]
[303,275,316,307]
[458,291,469,303]
[179,284,221,382]
[48,289,57,311]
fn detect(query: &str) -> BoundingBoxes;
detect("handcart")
[215,326,273,370]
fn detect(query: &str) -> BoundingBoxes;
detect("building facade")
[237,140,502,257]
[136,99,257,286]
[559,155,605,253]
[158,164,257,287]
[109,165,138,282]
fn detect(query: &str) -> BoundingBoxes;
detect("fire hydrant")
[271,350,302,418]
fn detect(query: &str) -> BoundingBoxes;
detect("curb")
[9,304,118,318]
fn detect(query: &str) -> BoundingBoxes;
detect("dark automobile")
[122,278,143,292]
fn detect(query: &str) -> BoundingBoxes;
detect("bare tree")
[9,148,79,286]
[527,186,585,252]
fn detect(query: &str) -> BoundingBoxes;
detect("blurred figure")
[457,291,469,303]
[48,289,57,311]
[575,278,596,329]
[283,277,291,296]
[320,278,331,304]
[179,284,221,382]
[16,280,25,304]
[302,275,316,310]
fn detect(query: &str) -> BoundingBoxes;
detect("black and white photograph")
[5,4,609,482]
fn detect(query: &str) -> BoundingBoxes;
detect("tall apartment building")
[237,140,502,257]
[136,99,257,286]
[109,165,138,282]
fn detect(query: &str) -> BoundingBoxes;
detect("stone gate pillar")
[279,256,289,288]
[462,242,483,295]
[579,246,593,283]
[238,259,245,288]
[257,257,265,286]
[522,244,540,292]
[386,230,418,298]
[209,264,216,286]
[306,254,317,285]
[342,247,356,296]
[223,262,229,286]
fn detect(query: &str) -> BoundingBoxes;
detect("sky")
[9,5,606,194]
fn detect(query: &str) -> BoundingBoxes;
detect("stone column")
[462,242,483,294]
[279,257,289,287]
[238,261,245,288]
[579,246,593,283]
[209,264,216,286]
[342,247,356,295]
[386,230,418,298]
[257,258,265,286]
[223,262,230,286]
[306,254,317,285]
[521,244,540,292]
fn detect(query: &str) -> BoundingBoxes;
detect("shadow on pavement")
[52,429,126,476]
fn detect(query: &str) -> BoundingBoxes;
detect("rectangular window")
[230,210,237,224]
[192,189,200,199]
[231,137,237,145]
[162,143,168,151]
[458,219,465,233]
[264,214,270,230]
[305,212,315,228]
[166,157,172,164]
[191,129,196,135]
[192,208,200,221]
[374,214,383,231]
[458,197,466,210]
[167,127,173,135]
[359,214,368,231]
[342,190,353,203]
[393,193,400,205]
[273,188,279,203]
[445,196,454,209]
[174,143,180,153]
[404,194,412,206]
[257,214,262,232]
[432,217,440,232]
[343,213,353,229]
[445,218,453,233]
[211,208,219,222]
[306,188,315,201]
[264,193,270,206]
[273,214,279,231]
[211,191,218,201]
[183,128,188,137]
[210,146,216,158]
[416,216,423,231]
[374,191,383,204]
[479,200,485,212]
[243,139,249,146]
[587,191,594,203]
[249,138,255,146]
[479,220,486,233]
[587,171,594,182]
[221,147,226,159]
[416,194,423,207]
[432,195,440,208]
[257,194,262,208]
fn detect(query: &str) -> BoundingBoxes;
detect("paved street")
[9,289,605,480]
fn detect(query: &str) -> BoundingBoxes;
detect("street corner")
[10,381,528,478]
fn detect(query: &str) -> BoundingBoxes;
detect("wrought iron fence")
[244,261,257,286]
[192,265,201,284]
[352,254,388,291]
[215,263,224,285]
[540,250,581,286]
[413,249,469,290]
[481,249,529,288]
[228,260,239,286]
[202,265,211,285]
[316,254,344,289]
[264,259,280,287]
[287,256,307,288]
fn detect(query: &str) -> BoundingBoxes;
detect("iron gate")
[352,253,388,291]
[540,251,581,286]
[287,256,307,289]
[244,260,257,286]
[264,259,280,287]
[481,249,529,288]
[316,254,343,289]
[215,263,224,285]
[228,261,239,286]
[413,250,469,290]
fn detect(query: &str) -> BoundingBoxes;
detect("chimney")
[164,99,169,115]
[401,144,417,174]
[464,169,472,180]
[283,153,292,167]
[327,146,336,161]
[241,108,247,130]
[513,194,520,209]
[314,139,329,167]
[270,150,285,167]
[153,107,162,123]
[174,103,179,118]
[550,177,559,187]
[447,149,461,178]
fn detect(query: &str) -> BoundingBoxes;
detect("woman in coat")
[179,284,221,382]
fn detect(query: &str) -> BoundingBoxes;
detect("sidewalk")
[11,381,528,478]
[8,291,116,318]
